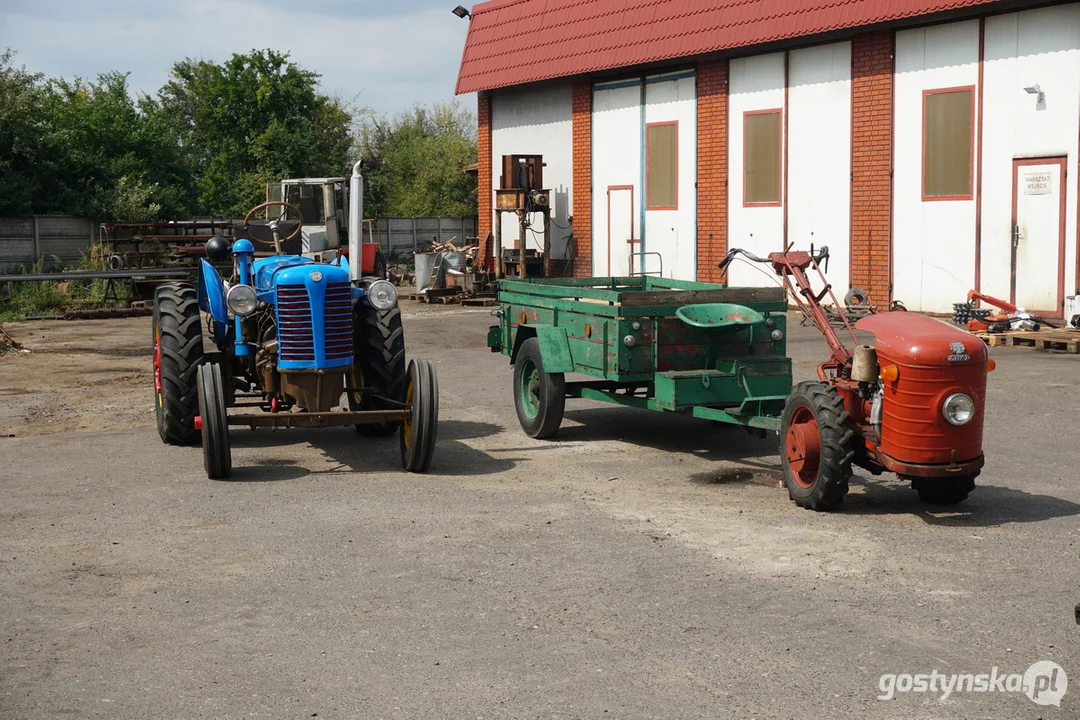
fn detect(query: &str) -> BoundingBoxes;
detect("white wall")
[591,81,642,277]
[643,72,697,280]
[787,42,852,293]
[893,20,980,312]
[490,81,574,261]
[727,53,786,288]
[982,5,1080,306]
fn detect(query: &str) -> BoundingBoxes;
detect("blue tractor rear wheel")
[153,283,203,445]
[350,300,406,436]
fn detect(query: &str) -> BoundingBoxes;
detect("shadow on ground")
[842,477,1080,527]
[564,406,1080,527]
[562,405,778,469]
[220,420,517,481]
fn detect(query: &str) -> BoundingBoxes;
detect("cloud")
[0,0,475,117]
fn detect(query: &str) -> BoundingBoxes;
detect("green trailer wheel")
[513,337,565,439]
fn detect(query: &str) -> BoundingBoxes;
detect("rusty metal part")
[879,452,984,478]
[243,201,304,246]
[279,370,345,413]
[256,360,280,399]
[953,301,993,326]
[62,307,154,320]
[0,268,193,283]
[807,302,876,328]
[0,323,23,354]
[967,289,1017,314]
[226,409,407,428]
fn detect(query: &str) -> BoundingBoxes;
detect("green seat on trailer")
[674,303,765,329]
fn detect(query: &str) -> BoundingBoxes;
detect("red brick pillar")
[696,59,729,283]
[571,80,592,277]
[477,91,493,269]
[850,31,894,305]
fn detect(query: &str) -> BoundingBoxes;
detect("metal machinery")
[718,246,993,510]
[493,154,557,279]
[488,245,993,511]
[101,174,374,267]
[152,162,439,479]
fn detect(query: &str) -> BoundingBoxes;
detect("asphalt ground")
[1,306,1078,719]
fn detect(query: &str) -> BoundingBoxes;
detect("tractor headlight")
[226,284,258,317]
[366,280,397,311]
[942,393,975,426]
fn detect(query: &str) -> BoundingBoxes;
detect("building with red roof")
[456,0,1080,313]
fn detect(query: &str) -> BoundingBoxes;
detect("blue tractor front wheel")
[197,363,232,480]
[400,358,439,473]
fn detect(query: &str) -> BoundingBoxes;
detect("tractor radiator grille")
[322,283,353,360]
[277,282,353,363]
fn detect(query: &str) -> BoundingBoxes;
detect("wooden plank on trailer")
[619,286,787,307]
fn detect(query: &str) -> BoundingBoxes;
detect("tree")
[0,50,186,221]
[153,49,355,216]
[0,47,470,224]
[357,101,477,218]
[0,50,48,216]
[41,71,157,218]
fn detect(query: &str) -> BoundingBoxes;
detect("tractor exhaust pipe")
[348,160,364,284]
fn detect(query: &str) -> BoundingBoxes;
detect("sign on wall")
[1024,172,1052,195]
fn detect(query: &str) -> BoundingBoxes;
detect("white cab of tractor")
[266,160,364,274]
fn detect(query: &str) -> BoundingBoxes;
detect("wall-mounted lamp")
[1024,83,1045,103]
[451,5,471,19]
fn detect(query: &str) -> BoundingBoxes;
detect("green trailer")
[487,275,792,439]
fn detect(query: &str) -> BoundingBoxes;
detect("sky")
[0,0,475,118]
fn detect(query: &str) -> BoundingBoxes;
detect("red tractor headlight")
[942,392,975,426]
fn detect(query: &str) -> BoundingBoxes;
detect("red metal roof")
[455,0,1000,94]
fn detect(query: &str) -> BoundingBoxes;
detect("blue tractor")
[152,162,438,478]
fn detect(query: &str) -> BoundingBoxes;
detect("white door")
[643,72,696,280]
[1012,158,1065,314]
[591,81,642,277]
[607,186,635,276]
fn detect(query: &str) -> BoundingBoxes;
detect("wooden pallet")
[461,296,498,307]
[976,330,1080,353]
[412,288,464,304]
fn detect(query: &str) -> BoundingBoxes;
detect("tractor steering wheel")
[243,201,304,246]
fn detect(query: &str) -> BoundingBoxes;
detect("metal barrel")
[415,252,437,292]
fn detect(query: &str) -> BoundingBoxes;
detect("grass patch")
[0,246,117,320]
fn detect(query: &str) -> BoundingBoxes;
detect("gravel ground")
[1,306,1078,719]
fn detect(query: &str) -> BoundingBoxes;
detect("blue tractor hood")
[252,255,351,291]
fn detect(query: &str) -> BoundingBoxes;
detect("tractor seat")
[675,303,765,329]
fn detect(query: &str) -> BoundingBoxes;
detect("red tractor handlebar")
[718,246,855,373]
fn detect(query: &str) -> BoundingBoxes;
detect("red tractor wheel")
[780,382,854,511]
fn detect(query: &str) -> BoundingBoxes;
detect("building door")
[607,186,635,276]
[1011,157,1066,315]
[643,71,696,280]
